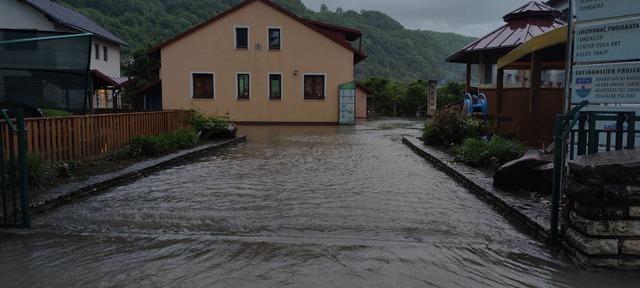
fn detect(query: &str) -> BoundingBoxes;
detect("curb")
[31,136,247,215]
[402,136,552,243]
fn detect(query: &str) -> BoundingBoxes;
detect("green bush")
[423,110,484,146]
[126,128,198,158]
[452,138,489,167]
[188,110,231,139]
[43,109,72,117]
[26,154,45,185]
[486,136,526,165]
[452,136,526,168]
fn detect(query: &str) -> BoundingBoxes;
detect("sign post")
[551,0,640,243]
[426,80,438,118]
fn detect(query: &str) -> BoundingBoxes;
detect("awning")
[497,25,567,69]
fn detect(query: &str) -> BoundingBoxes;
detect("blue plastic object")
[462,93,488,118]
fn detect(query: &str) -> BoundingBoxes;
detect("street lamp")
[125,58,135,110]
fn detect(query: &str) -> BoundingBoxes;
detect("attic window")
[235,27,249,49]
[268,28,281,50]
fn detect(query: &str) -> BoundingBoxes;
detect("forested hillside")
[61,0,474,81]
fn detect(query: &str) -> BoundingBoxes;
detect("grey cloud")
[301,0,532,37]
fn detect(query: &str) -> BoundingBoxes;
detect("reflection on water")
[1,118,639,287]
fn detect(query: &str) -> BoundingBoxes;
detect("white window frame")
[267,26,282,50]
[234,26,250,49]
[235,72,251,100]
[302,73,327,101]
[267,72,284,101]
[190,72,215,100]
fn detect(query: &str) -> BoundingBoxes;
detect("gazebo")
[447,1,566,147]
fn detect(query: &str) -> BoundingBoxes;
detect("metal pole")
[563,0,574,113]
[551,115,565,244]
[16,108,30,228]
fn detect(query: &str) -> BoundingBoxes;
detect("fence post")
[16,109,30,228]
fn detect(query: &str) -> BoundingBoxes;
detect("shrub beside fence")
[1,110,190,162]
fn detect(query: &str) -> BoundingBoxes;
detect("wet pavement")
[1,119,639,287]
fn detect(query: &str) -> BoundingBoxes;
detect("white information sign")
[575,0,640,22]
[574,17,640,63]
[572,62,640,104]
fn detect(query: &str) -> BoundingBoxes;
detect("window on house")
[269,74,282,100]
[268,28,281,50]
[192,73,214,99]
[94,44,100,60]
[235,27,248,49]
[103,46,108,61]
[237,73,250,100]
[304,75,325,100]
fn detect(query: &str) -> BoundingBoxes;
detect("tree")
[320,4,329,13]
[121,42,157,109]
[336,7,343,13]
[437,81,466,108]
[405,79,427,117]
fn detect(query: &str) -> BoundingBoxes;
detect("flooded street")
[1,119,639,287]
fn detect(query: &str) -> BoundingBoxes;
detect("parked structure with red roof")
[446,1,567,147]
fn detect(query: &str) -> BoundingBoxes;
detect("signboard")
[338,82,356,125]
[570,0,640,105]
[572,62,640,104]
[575,0,640,22]
[574,17,640,63]
[427,80,437,117]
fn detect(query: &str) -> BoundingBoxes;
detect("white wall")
[0,0,57,31]
[90,37,121,77]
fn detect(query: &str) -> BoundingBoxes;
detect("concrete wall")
[160,0,355,123]
[356,86,367,118]
[90,38,121,77]
[0,0,57,31]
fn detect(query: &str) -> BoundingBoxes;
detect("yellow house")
[149,0,366,124]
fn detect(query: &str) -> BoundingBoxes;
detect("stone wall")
[563,149,640,269]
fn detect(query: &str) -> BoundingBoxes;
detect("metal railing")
[550,102,638,243]
[0,108,30,228]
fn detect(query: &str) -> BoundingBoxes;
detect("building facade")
[151,0,366,123]
[0,0,127,111]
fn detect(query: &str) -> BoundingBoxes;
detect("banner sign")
[570,0,640,105]
[575,0,640,22]
[572,62,640,104]
[339,82,356,125]
[574,17,640,63]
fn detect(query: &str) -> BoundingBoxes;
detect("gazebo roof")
[447,1,563,64]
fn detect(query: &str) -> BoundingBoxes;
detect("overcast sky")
[301,0,532,37]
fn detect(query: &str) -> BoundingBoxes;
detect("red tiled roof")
[447,1,563,63]
[91,70,129,87]
[148,0,366,64]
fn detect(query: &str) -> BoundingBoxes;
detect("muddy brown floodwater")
[1,119,640,287]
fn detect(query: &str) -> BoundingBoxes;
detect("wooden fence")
[1,110,190,162]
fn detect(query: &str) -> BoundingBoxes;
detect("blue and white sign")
[574,17,640,63]
[575,0,640,22]
[339,82,356,125]
[572,62,640,104]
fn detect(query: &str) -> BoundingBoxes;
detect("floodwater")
[1,119,639,287]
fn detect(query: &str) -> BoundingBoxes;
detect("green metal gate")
[0,108,30,229]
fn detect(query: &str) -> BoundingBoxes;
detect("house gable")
[150,0,364,63]
[0,0,58,31]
